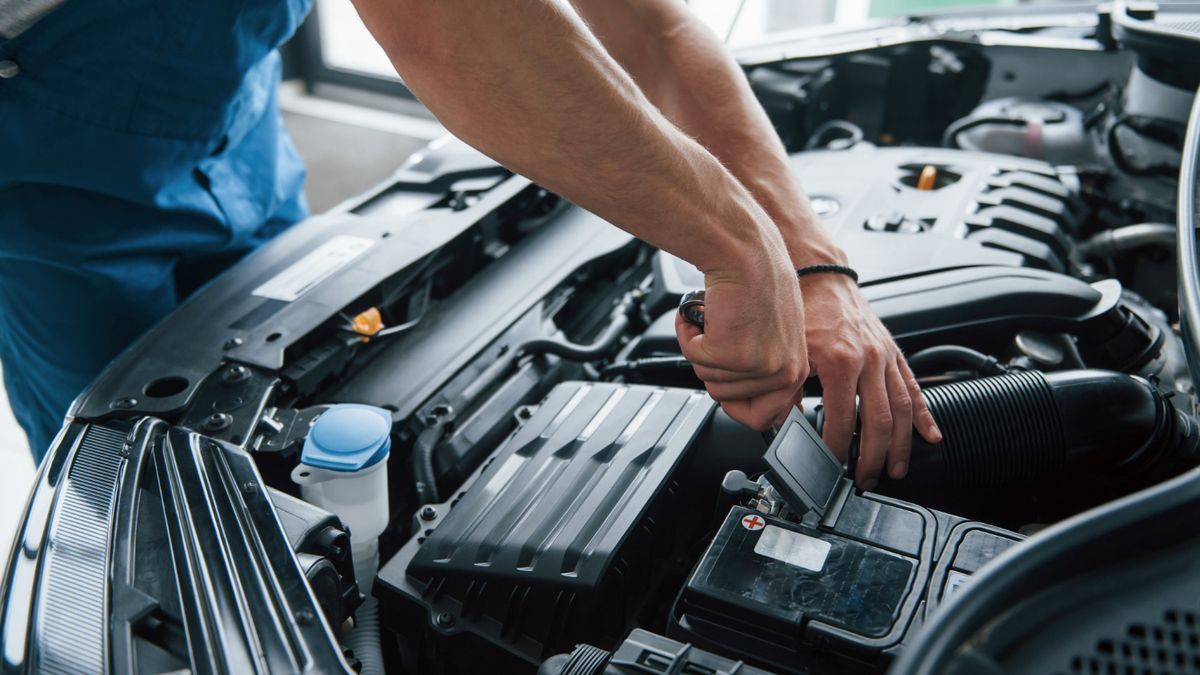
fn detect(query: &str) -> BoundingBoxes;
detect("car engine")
[40,3,1200,674]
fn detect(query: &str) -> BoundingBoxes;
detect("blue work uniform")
[0,0,314,461]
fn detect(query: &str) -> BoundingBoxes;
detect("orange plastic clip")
[351,307,384,340]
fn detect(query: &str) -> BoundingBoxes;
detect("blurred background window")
[309,0,1056,84]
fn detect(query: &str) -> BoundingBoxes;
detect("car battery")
[671,409,1022,673]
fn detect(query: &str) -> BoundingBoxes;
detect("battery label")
[944,571,971,600]
[252,235,375,302]
[754,524,831,573]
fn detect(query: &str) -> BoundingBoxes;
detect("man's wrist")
[768,206,849,268]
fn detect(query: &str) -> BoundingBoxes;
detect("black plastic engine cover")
[648,146,1079,316]
[378,382,717,664]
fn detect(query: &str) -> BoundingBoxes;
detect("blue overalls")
[0,0,314,461]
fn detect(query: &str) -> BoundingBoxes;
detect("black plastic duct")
[878,369,1200,496]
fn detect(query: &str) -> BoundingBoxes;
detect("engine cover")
[652,146,1080,300]
[800,146,1078,276]
[377,382,717,665]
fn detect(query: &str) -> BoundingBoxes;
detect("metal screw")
[0,60,19,79]
[203,413,233,432]
[294,607,315,626]
[111,397,138,410]
[435,612,455,628]
[222,364,250,384]
[223,337,244,350]
[517,407,533,420]
[419,506,438,521]
[242,481,258,495]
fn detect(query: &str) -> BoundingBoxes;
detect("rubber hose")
[517,294,638,362]
[879,369,1172,496]
[517,314,630,361]
[907,345,1006,376]
[1078,222,1176,258]
[344,595,384,675]
[412,421,447,505]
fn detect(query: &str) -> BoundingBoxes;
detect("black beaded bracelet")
[796,263,859,284]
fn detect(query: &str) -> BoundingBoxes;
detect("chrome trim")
[1,423,88,673]
[151,428,350,674]
[1177,87,1200,387]
[31,426,127,672]
[2,420,350,674]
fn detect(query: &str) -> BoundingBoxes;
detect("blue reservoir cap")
[301,404,393,472]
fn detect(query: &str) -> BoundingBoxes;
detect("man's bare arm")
[350,0,810,428]
[566,0,840,268]
[570,0,942,487]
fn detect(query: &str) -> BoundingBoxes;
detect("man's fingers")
[854,358,891,490]
[705,380,769,403]
[692,363,760,384]
[898,355,942,444]
[674,313,723,370]
[773,386,807,427]
[884,358,914,480]
[720,385,802,431]
[819,365,859,462]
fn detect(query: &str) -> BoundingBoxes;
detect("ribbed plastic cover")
[408,382,714,589]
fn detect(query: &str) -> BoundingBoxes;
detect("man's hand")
[674,258,808,431]
[800,273,942,489]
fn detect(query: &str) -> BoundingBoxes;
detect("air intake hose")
[880,369,1200,494]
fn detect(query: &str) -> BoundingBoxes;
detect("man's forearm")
[570,0,846,268]
[350,0,793,279]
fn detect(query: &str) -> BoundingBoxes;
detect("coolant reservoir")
[291,404,392,589]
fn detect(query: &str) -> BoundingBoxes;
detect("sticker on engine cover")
[753,524,831,573]
[252,235,375,302]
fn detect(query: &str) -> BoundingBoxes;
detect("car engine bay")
[44,3,1200,674]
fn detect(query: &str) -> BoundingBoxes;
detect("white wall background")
[0,365,34,579]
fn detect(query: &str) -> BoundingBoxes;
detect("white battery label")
[252,235,375,302]
[753,525,831,573]
[944,571,971,600]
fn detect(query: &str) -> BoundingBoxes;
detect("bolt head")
[222,364,250,384]
[110,397,138,410]
[223,337,244,350]
[242,480,258,494]
[435,612,455,628]
[419,506,438,521]
[294,607,315,626]
[203,412,233,432]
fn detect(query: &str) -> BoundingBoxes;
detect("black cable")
[412,417,451,505]
[600,356,694,379]
[907,345,1007,377]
